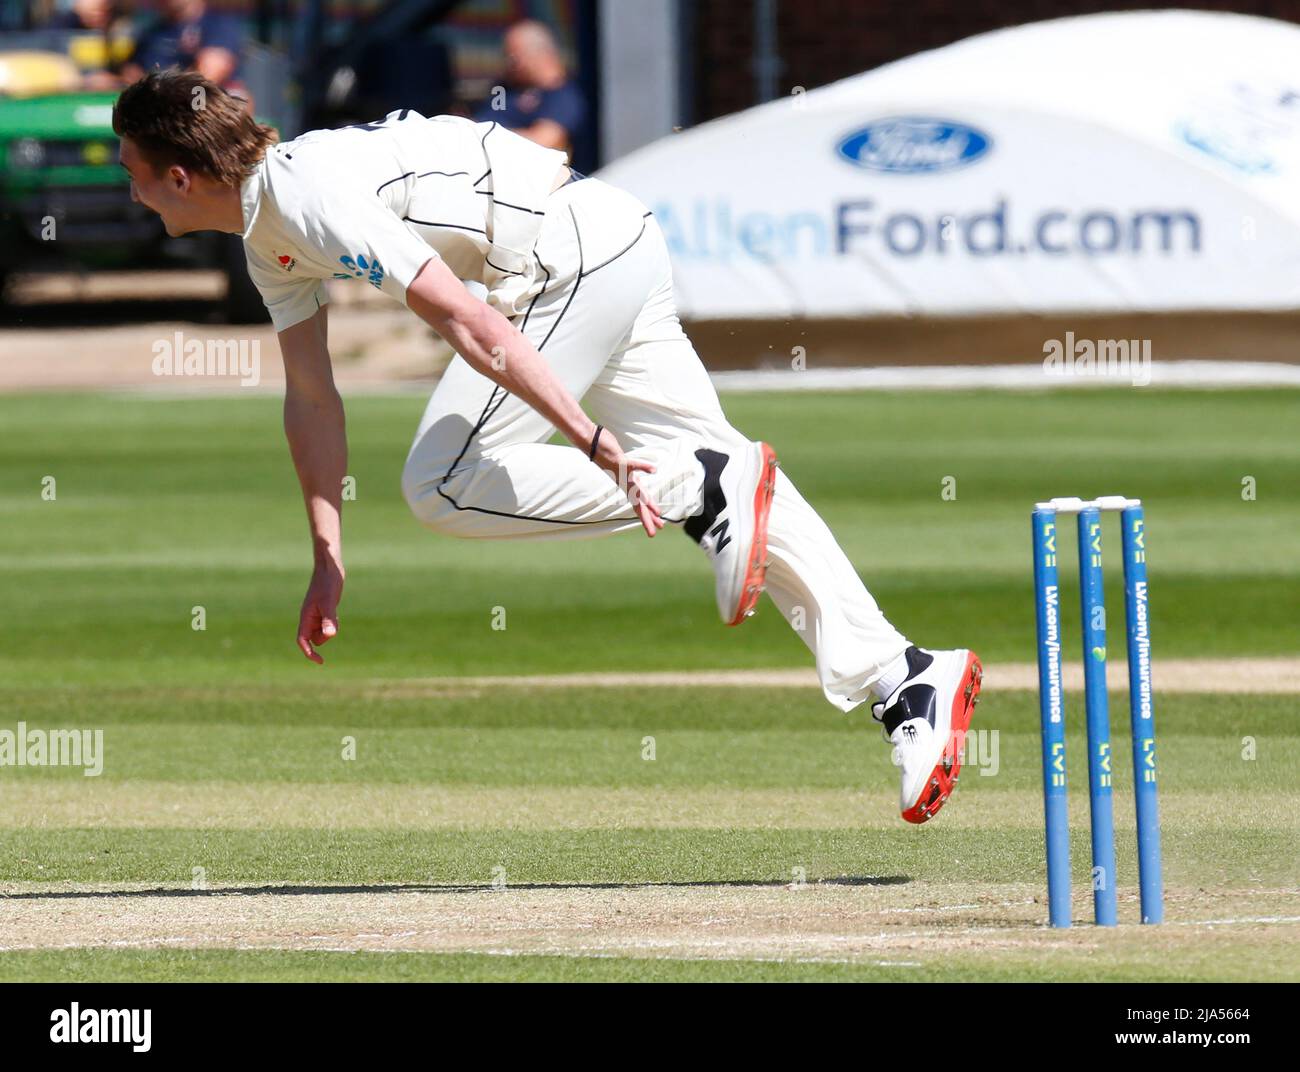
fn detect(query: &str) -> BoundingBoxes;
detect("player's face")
[119,138,196,236]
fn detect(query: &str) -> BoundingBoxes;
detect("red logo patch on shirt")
[276,252,296,272]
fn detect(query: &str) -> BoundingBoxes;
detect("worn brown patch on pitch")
[0,882,1296,971]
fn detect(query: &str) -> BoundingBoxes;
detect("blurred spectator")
[44,0,134,90]
[121,0,247,99]
[46,0,115,31]
[474,20,587,154]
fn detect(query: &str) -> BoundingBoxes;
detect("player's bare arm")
[404,256,662,536]
[278,306,346,663]
[281,260,664,663]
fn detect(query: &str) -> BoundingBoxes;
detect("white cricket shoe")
[873,646,982,824]
[683,443,779,625]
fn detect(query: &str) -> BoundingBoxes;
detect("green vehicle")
[0,30,268,322]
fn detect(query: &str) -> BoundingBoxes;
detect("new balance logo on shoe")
[682,442,778,626]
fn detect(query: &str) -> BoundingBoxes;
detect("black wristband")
[588,425,603,461]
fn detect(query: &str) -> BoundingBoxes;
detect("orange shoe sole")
[901,651,982,824]
[727,443,779,626]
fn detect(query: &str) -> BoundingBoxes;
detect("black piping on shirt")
[430,207,682,530]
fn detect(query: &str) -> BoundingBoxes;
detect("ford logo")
[836,118,991,174]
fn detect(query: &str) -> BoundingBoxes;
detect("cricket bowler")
[112,72,981,823]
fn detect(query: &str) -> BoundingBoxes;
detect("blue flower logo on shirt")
[333,254,385,289]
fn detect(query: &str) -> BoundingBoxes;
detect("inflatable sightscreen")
[598,11,1300,319]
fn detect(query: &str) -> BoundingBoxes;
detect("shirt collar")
[239,158,266,240]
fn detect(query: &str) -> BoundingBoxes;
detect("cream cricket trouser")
[401,177,909,711]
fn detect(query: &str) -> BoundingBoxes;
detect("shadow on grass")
[0,875,910,900]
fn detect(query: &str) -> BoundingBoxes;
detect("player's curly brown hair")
[112,70,278,185]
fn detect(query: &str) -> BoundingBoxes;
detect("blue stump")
[1121,505,1163,924]
[1033,508,1071,927]
[1077,507,1118,926]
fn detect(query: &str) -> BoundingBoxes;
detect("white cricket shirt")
[239,111,570,332]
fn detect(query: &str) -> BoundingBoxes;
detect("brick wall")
[691,1,1300,123]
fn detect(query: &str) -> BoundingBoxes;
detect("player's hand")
[297,562,344,664]
[591,428,664,537]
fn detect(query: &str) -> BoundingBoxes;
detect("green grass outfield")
[0,387,1297,981]
[2,941,1291,983]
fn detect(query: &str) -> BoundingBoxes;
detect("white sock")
[760,470,912,713]
[872,649,915,703]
